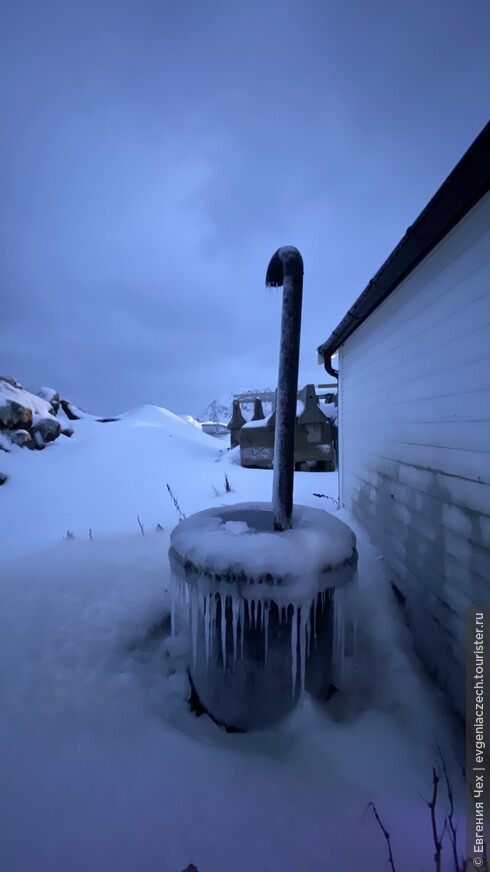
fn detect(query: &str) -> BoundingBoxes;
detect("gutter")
[318,121,490,377]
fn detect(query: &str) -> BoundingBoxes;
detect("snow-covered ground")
[0,405,465,872]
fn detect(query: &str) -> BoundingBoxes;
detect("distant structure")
[317,121,490,721]
[227,400,247,448]
[197,389,275,425]
[200,422,229,437]
[228,384,337,471]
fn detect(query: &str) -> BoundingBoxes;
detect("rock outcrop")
[0,376,77,453]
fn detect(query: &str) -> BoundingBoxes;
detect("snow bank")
[0,402,221,564]
[0,392,465,871]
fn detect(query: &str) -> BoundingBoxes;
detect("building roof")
[317,121,490,374]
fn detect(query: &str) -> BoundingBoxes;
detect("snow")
[180,414,203,429]
[241,412,273,429]
[322,401,338,421]
[0,379,55,418]
[0,399,466,872]
[169,503,356,598]
[37,385,59,402]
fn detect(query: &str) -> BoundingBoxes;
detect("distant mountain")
[197,393,234,424]
[197,389,274,424]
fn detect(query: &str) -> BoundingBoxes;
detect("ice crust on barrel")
[169,502,358,720]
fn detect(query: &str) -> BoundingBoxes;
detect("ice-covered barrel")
[168,502,357,731]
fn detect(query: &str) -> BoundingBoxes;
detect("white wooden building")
[317,122,490,718]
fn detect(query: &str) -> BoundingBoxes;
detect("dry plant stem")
[137,514,144,536]
[438,751,463,872]
[418,768,444,872]
[430,768,444,872]
[166,483,185,520]
[368,802,398,872]
[313,492,340,507]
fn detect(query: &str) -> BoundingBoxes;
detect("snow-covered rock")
[10,429,33,448]
[37,386,61,415]
[32,416,61,446]
[0,377,81,462]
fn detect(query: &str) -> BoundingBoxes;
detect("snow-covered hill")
[0,389,464,872]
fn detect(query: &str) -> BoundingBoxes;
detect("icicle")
[232,596,239,669]
[333,586,346,686]
[211,594,217,650]
[239,598,245,660]
[299,604,308,699]
[251,599,256,629]
[204,594,211,672]
[264,603,270,665]
[312,593,318,647]
[170,582,176,637]
[290,606,298,701]
[197,589,205,617]
[190,586,198,670]
[305,606,311,655]
[257,599,262,633]
[220,593,227,671]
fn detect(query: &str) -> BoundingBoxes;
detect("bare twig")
[137,514,145,536]
[368,802,398,872]
[166,483,185,520]
[89,528,93,541]
[313,492,339,507]
[418,768,444,872]
[224,473,231,493]
[438,749,463,872]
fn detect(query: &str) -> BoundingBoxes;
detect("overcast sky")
[1,0,489,417]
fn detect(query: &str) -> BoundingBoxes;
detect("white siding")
[339,192,490,718]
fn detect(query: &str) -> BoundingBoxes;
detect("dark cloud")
[1,0,489,415]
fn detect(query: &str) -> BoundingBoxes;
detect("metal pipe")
[323,353,339,379]
[265,246,304,531]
